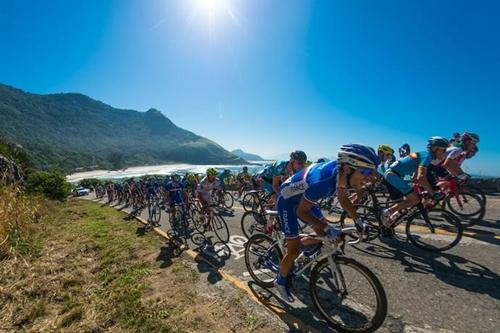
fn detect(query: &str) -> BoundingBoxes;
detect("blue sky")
[1,0,499,175]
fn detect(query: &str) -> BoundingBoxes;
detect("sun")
[190,0,239,34]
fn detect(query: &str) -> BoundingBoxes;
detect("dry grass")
[0,184,46,259]
[0,200,282,333]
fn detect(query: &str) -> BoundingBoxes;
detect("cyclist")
[197,168,221,210]
[381,137,449,227]
[164,174,186,222]
[377,144,395,175]
[256,150,308,203]
[183,173,199,198]
[236,166,252,199]
[428,132,480,188]
[274,144,380,302]
[218,169,232,191]
[399,143,411,158]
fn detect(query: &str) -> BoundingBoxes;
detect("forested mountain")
[231,149,264,161]
[0,84,246,172]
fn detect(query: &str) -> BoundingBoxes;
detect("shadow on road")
[247,281,335,332]
[352,238,500,300]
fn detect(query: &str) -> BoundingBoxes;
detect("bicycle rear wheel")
[406,209,463,252]
[244,233,283,288]
[310,257,387,333]
[211,214,230,243]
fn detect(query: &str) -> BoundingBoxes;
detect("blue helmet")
[337,144,380,169]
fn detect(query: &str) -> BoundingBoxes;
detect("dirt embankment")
[0,200,284,332]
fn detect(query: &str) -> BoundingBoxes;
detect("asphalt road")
[84,192,500,333]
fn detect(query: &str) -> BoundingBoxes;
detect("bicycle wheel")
[464,184,487,205]
[240,211,267,239]
[309,257,387,333]
[191,207,207,234]
[445,191,485,221]
[152,204,161,224]
[223,191,234,209]
[241,192,257,211]
[339,205,380,242]
[211,214,230,243]
[244,233,283,288]
[406,209,463,252]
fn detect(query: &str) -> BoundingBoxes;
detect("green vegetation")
[0,200,277,332]
[26,170,72,201]
[0,83,247,173]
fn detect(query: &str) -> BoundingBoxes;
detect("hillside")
[231,149,264,161]
[0,84,246,171]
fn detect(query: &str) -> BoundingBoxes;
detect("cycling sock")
[276,274,288,285]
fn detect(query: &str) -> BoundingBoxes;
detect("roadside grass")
[0,199,280,332]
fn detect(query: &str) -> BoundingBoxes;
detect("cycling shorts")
[277,195,323,239]
[384,170,412,198]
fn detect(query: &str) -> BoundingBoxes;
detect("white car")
[73,187,90,197]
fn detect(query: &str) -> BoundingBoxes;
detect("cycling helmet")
[290,150,307,162]
[427,136,449,149]
[242,166,248,172]
[316,158,327,163]
[399,143,410,158]
[461,132,480,143]
[337,144,380,169]
[224,169,231,174]
[377,144,394,155]
[207,168,217,176]
[172,174,180,181]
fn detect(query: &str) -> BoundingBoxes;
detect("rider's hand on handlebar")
[457,173,470,183]
[324,225,343,243]
[432,191,445,201]
[354,217,368,233]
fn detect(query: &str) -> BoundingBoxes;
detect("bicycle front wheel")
[211,214,230,243]
[223,191,234,209]
[310,257,387,333]
[406,209,463,252]
[242,192,258,212]
[244,233,283,288]
[240,211,267,239]
[445,191,485,221]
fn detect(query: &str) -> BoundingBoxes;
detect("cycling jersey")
[197,176,220,194]
[145,180,160,197]
[388,151,434,177]
[259,160,289,182]
[277,161,337,238]
[164,181,184,205]
[218,172,231,189]
[237,172,252,183]
[444,146,467,166]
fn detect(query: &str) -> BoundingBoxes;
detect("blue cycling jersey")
[388,151,432,177]
[259,160,289,182]
[280,161,338,206]
[145,180,159,195]
[165,181,184,203]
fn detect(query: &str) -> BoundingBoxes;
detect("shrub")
[78,178,102,189]
[26,171,72,201]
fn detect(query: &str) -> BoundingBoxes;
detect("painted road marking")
[242,269,273,277]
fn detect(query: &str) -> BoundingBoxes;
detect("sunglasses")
[358,168,375,177]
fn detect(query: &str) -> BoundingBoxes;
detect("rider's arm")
[443,158,462,176]
[416,166,434,194]
[271,175,281,199]
[296,198,328,235]
[337,165,359,220]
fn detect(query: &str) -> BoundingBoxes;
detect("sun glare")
[190,0,239,35]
